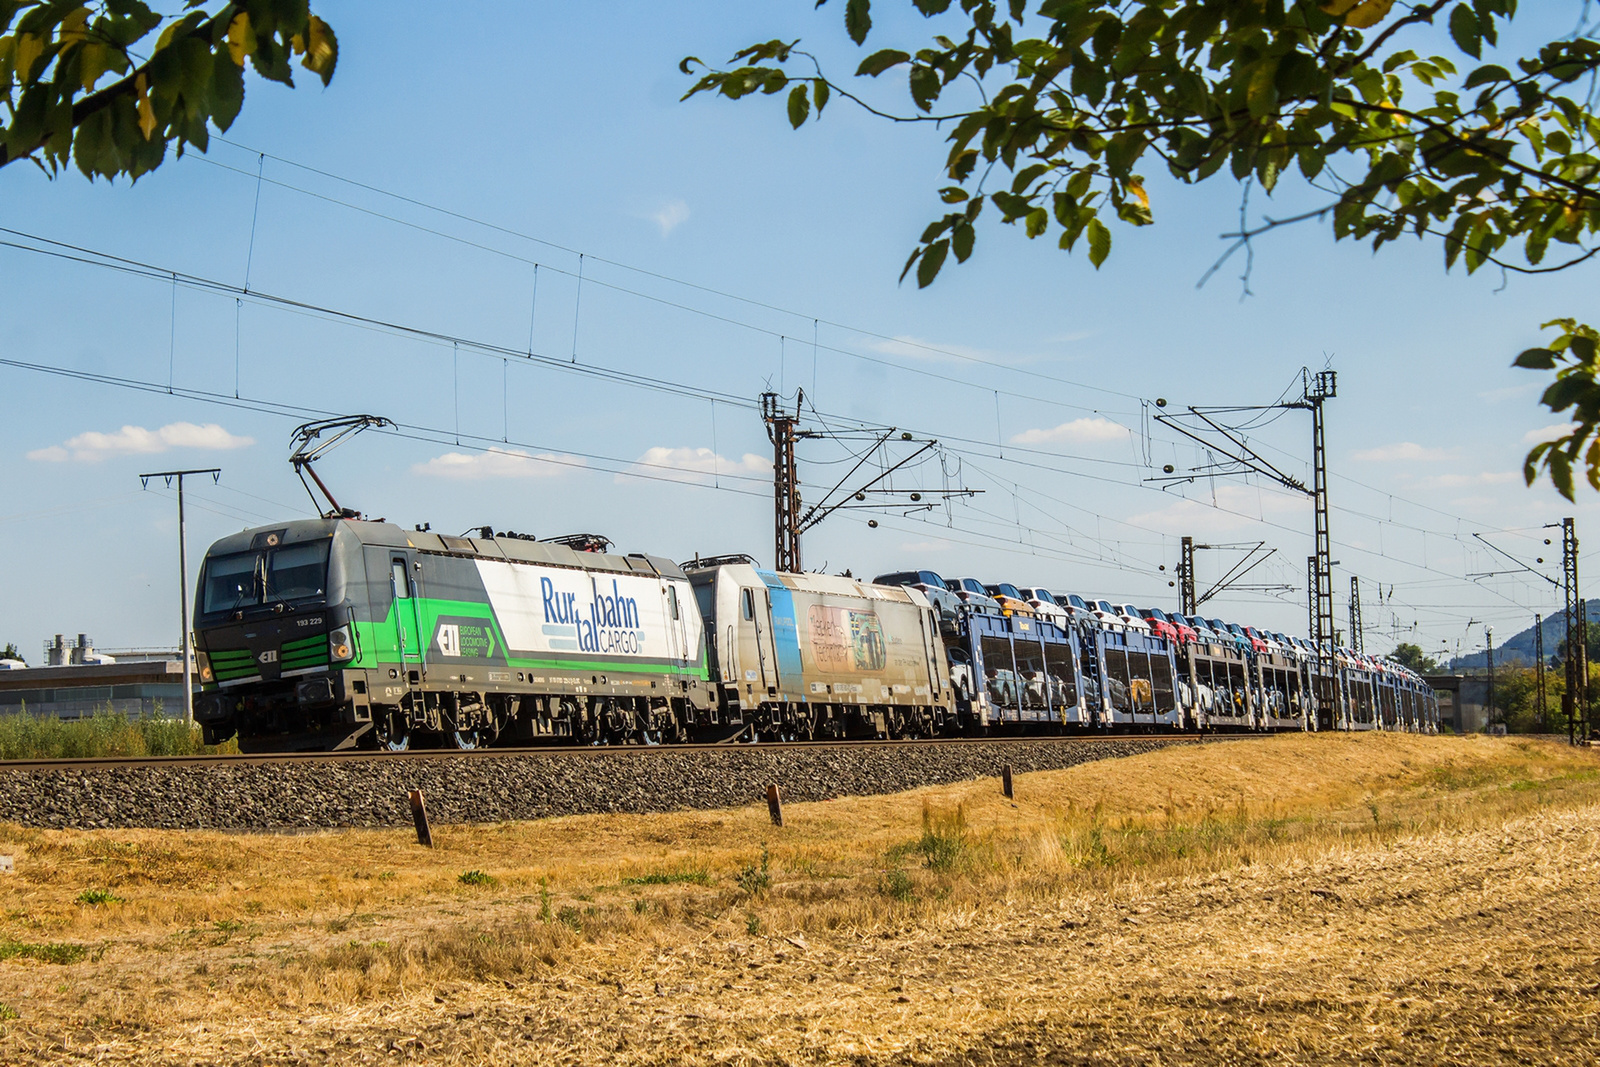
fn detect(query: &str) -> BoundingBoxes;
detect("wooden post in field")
[766,784,784,827]
[408,789,434,848]
[1002,764,1014,799]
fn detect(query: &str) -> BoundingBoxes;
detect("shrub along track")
[0,735,1204,831]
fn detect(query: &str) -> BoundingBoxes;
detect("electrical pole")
[1179,536,1196,615]
[762,392,802,573]
[1307,556,1317,646]
[1486,626,1495,731]
[1149,367,1336,708]
[1307,371,1337,662]
[1349,575,1364,656]
[139,467,221,724]
[1561,517,1585,744]
[1535,613,1547,732]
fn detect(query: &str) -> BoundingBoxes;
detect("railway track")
[0,732,1215,774]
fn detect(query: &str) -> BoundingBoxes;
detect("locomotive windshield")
[200,540,331,614]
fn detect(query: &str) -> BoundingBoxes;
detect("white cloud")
[897,539,952,554]
[1126,484,1310,536]
[650,199,690,237]
[865,335,998,364]
[620,446,769,485]
[1351,441,1457,462]
[1447,495,1502,512]
[1010,417,1131,446]
[412,448,580,480]
[1478,382,1540,402]
[1523,422,1577,445]
[27,422,254,462]
[1414,471,1519,489]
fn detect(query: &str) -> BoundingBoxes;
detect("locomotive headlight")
[329,628,355,663]
[195,649,213,683]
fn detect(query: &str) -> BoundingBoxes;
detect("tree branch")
[0,6,236,171]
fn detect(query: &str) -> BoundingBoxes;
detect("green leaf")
[1449,4,1482,60]
[939,186,969,203]
[1381,50,1419,74]
[1086,217,1110,267]
[1463,63,1510,89]
[1572,336,1597,364]
[1024,207,1048,238]
[787,83,809,128]
[1512,348,1557,370]
[209,45,245,130]
[952,221,974,262]
[845,0,872,46]
[1542,376,1588,413]
[813,78,829,113]
[916,238,949,288]
[1298,143,1325,181]
[1550,449,1575,501]
[1010,163,1048,194]
[909,64,940,111]
[856,49,908,76]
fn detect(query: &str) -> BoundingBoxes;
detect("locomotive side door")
[735,585,778,696]
[390,553,425,682]
[661,580,690,667]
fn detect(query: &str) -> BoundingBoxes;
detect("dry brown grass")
[2,732,1599,1064]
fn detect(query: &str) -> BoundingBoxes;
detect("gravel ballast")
[0,738,1197,831]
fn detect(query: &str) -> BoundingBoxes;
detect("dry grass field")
[1,732,1599,1064]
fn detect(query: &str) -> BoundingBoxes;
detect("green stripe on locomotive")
[347,595,711,679]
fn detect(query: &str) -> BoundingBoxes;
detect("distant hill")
[1446,600,1600,669]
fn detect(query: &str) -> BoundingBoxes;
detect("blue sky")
[1,2,1593,665]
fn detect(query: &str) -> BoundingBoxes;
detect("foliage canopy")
[1,1,335,182]
[683,1,1600,496]
[1390,641,1439,674]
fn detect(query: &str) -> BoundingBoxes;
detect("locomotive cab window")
[668,586,680,621]
[201,552,259,614]
[693,582,714,620]
[391,559,410,599]
[265,541,330,603]
[741,588,754,620]
[200,540,329,614]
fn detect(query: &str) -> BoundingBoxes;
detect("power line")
[1,223,1555,625]
[202,140,1149,406]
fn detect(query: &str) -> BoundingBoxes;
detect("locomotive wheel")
[448,728,483,750]
[636,707,663,745]
[373,711,411,752]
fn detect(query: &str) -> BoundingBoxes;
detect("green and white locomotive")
[192,520,713,750]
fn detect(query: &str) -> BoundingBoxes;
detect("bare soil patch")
[1,733,1597,1064]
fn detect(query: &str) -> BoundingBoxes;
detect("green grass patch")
[0,708,238,759]
[889,801,975,874]
[0,938,88,965]
[74,888,123,906]
[735,844,772,897]
[622,867,712,886]
[458,869,497,888]
[878,867,915,902]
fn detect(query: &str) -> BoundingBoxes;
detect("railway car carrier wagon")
[192,520,711,750]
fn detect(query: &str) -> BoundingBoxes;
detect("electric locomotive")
[191,519,711,750]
